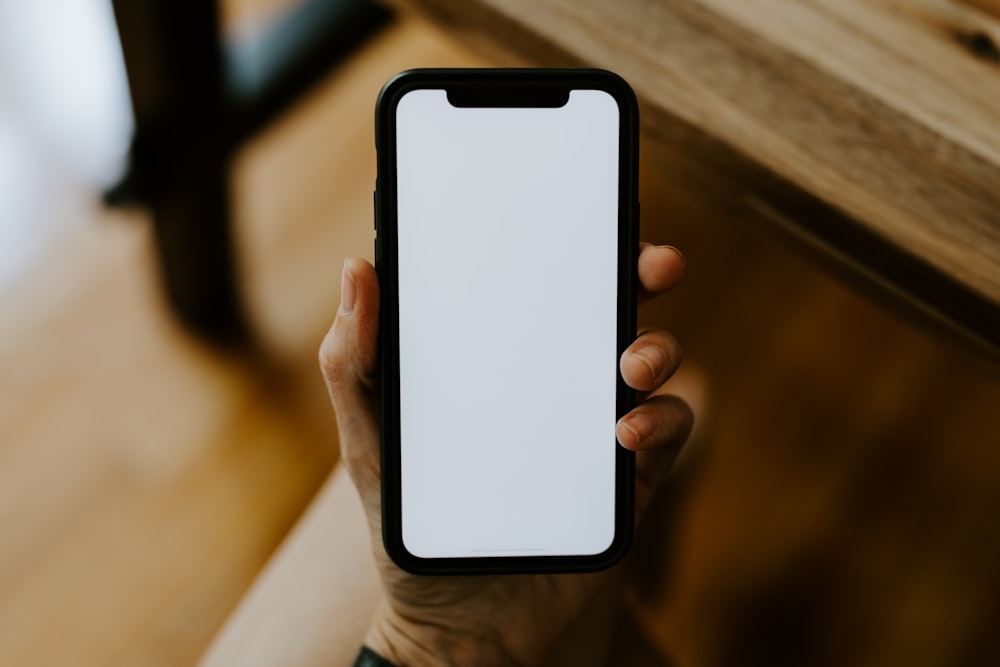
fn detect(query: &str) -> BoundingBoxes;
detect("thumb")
[319,258,381,514]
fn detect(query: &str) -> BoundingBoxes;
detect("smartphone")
[375,69,638,574]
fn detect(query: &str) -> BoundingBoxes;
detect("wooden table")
[389,0,1000,356]
[4,15,998,667]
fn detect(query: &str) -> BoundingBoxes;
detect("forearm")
[199,465,381,667]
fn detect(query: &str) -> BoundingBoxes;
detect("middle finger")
[620,329,682,393]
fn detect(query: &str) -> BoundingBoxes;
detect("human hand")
[319,243,693,667]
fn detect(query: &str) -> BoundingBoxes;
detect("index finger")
[638,243,685,304]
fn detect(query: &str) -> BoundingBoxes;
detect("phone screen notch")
[446,85,570,109]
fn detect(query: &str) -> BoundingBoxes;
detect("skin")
[317,243,693,666]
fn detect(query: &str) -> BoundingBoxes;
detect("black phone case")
[375,68,639,575]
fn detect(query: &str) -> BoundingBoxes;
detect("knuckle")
[318,329,348,382]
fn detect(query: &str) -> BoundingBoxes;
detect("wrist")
[364,603,520,667]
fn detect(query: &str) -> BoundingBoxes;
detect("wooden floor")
[1,12,998,667]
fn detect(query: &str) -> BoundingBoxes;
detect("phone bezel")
[375,69,639,575]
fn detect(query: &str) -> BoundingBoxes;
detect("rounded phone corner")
[382,539,430,575]
[586,523,633,571]
[375,69,424,110]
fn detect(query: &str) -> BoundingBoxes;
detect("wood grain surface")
[388,0,1000,356]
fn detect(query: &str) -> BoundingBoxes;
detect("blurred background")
[1,0,998,665]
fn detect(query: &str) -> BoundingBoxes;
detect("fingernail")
[341,259,357,315]
[620,412,654,448]
[631,344,667,385]
[657,245,686,268]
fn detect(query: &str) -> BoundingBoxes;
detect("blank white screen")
[396,89,620,558]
